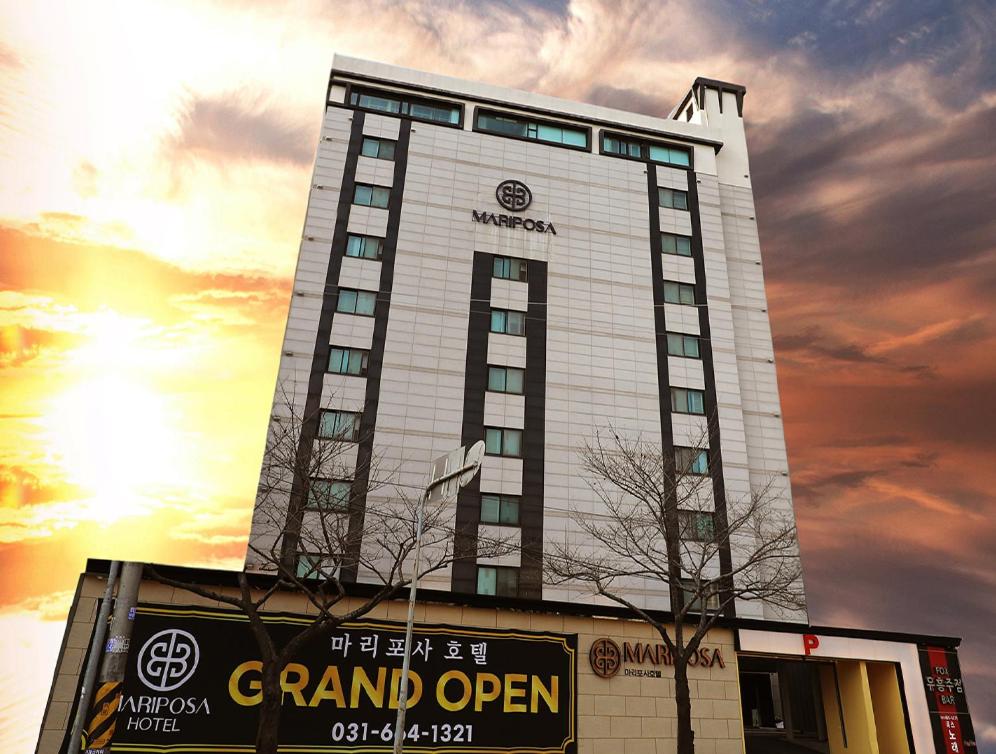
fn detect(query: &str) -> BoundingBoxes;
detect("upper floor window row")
[345,233,383,260]
[493,255,527,282]
[476,109,589,149]
[490,308,526,336]
[602,133,692,168]
[348,87,461,125]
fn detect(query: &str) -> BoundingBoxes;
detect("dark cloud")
[584,85,669,118]
[0,326,81,368]
[774,326,933,376]
[169,93,317,167]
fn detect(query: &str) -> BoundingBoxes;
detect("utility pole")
[392,441,485,754]
[83,561,144,754]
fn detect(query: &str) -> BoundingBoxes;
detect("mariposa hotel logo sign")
[589,638,726,679]
[472,180,557,234]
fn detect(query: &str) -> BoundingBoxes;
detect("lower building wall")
[37,572,744,754]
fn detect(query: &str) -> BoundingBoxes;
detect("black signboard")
[918,645,977,753]
[112,604,577,753]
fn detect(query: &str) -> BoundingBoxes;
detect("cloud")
[167,92,317,167]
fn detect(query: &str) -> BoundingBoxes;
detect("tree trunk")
[256,660,283,754]
[675,658,695,754]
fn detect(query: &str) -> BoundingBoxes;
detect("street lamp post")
[392,441,485,754]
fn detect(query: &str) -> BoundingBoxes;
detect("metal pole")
[66,561,120,754]
[85,561,144,754]
[391,460,481,754]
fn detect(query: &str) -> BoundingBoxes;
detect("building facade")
[248,56,805,623]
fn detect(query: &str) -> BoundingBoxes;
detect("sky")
[0,0,994,750]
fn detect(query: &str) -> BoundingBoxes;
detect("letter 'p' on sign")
[803,634,820,656]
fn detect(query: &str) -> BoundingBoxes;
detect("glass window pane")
[496,568,518,596]
[371,187,390,208]
[565,129,586,147]
[513,259,527,281]
[677,236,692,256]
[674,191,688,210]
[488,367,506,392]
[628,143,641,157]
[379,141,395,160]
[671,388,685,412]
[689,391,705,414]
[331,481,350,509]
[337,290,357,313]
[358,94,401,113]
[604,136,619,154]
[684,336,700,358]
[361,138,379,158]
[679,285,696,305]
[663,282,679,304]
[669,148,690,167]
[477,567,497,595]
[499,498,519,525]
[693,451,708,474]
[481,495,500,523]
[328,347,347,372]
[485,428,503,455]
[355,292,377,316]
[354,185,372,206]
[536,124,563,143]
[345,235,362,257]
[347,350,364,375]
[505,368,524,394]
[297,555,320,579]
[666,333,683,356]
[480,114,528,137]
[503,429,522,457]
[490,310,506,333]
[662,233,677,254]
[506,311,525,336]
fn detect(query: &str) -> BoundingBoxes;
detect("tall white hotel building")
[248,55,804,623]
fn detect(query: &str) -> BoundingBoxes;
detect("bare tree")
[546,425,805,754]
[148,386,508,754]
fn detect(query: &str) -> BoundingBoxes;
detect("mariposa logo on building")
[118,626,211,734]
[472,180,557,234]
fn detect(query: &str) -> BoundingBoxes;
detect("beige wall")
[37,572,745,754]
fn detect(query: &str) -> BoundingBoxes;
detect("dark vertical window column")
[519,259,547,599]
[451,252,493,593]
[685,171,735,616]
[341,119,412,582]
[280,110,367,567]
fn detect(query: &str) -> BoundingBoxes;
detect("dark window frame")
[474,107,592,153]
[489,308,527,337]
[487,365,525,395]
[662,280,697,306]
[360,136,397,161]
[678,577,721,612]
[479,493,521,526]
[477,565,520,597]
[670,387,706,415]
[345,84,464,129]
[675,447,709,475]
[662,232,694,257]
[493,255,528,282]
[352,183,391,209]
[336,288,378,317]
[678,510,715,542]
[484,426,523,458]
[305,477,352,512]
[318,409,362,442]
[328,345,371,376]
[344,233,384,260]
[658,187,690,211]
[666,332,701,359]
[599,130,694,169]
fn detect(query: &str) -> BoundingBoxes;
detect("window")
[663,281,696,305]
[648,143,691,167]
[345,234,383,260]
[476,110,588,148]
[484,427,522,457]
[353,183,390,209]
[678,511,715,542]
[319,410,361,441]
[307,479,350,511]
[477,565,519,597]
[490,308,526,336]
[493,255,527,282]
[666,332,700,358]
[328,346,369,376]
[603,134,643,158]
[676,447,709,475]
[349,88,461,125]
[662,232,693,257]
[297,553,339,580]
[602,133,692,167]
[678,578,720,612]
[480,493,520,525]
[360,136,395,160]
[487,365,524,394]
[659,188,689,211]
[671,387,706,415]
[337,289,377,316]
